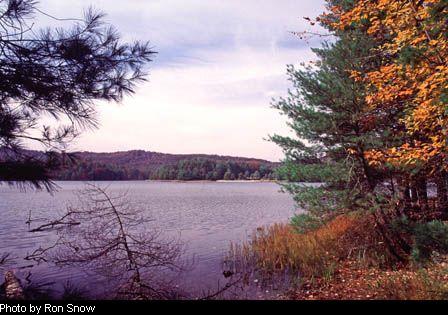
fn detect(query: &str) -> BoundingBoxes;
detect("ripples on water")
[0,181,300,299]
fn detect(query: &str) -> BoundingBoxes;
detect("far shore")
[36,179,323,184]
[146,179,280,183]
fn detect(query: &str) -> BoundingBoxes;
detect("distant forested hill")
[40,150,280,181]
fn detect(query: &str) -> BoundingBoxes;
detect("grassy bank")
[227,213,448,300]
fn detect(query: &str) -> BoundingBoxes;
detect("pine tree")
[271,0,387,223]
[0,0,154,190]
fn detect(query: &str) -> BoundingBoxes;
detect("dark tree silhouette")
[0,0,155,190]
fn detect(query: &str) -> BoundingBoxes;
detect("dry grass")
[225,213,448,300]
[230,215,448,300]
[227,214,448,300]
[226,214,390,282]
[249,215,354,278]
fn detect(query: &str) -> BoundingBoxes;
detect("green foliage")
[150,158,278,181]
[398,46,426,68]
[291,213,324,234]
[276,162,344,183]
[391,216,448,263]
[271,10,387,223]
[55,161,148,180]
[284,182,361,217]
[412,221,448,263]
[51,152,281,181]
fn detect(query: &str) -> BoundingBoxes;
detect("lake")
[0,181,300,299]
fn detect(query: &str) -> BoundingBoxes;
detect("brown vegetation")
[290,259,448,300]
[228,213,448,300]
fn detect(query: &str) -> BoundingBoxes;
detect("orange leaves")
[348,70,362,82]
[327,0,448,172]
[366,137,446,170]
[364,150,386,167]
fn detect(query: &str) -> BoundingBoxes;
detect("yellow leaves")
[429,40,439,46]
[325,0,448,172]
[365,136,448,169]
[418,67,429,75]
[365,95,375,106]
[349,70,362,82]
[411,35,427,46]
[398,89,413,98]
[364,150,386,167]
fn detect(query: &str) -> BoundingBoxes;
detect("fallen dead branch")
[26,184,185,299]
[199,275,244,300]
[28,211,80,232]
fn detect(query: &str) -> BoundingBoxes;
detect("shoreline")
[3,179,321,185]
[146,179,280,183]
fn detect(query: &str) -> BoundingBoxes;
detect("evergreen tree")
[251,170,261,180]
[271,0,385,221]
[0,0,154,190]
[223,170,233,180]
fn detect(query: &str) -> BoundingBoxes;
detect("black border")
[1,300,447,314]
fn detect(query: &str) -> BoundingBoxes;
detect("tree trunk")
[416,177,428,211]
[372,211,409,263]
[410,184,418,204]
[390,175,396,198]
[436,170,448,218]
[359,152,376,192]
[399,178,412,211]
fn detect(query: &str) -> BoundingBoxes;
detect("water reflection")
[0,181,298,299]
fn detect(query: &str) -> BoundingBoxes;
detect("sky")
[35,0,327,161]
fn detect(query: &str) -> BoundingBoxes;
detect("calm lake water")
[0,181,299,299]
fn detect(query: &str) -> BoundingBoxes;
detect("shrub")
[290,213,324,234]
[390,216,448,263]
[412,221,448,263]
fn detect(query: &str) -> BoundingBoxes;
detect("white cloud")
[71,46,315,161]
[31,0,326,161]
[39,0,326,48]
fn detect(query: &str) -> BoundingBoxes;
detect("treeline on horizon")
[53,157,285,181]
[149,158,277,181]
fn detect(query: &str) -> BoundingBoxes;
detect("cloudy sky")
[37,0,326,161]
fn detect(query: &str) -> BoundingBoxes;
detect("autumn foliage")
[326,0,448,217]
[336,1,447,172]
[265,0,448,299]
